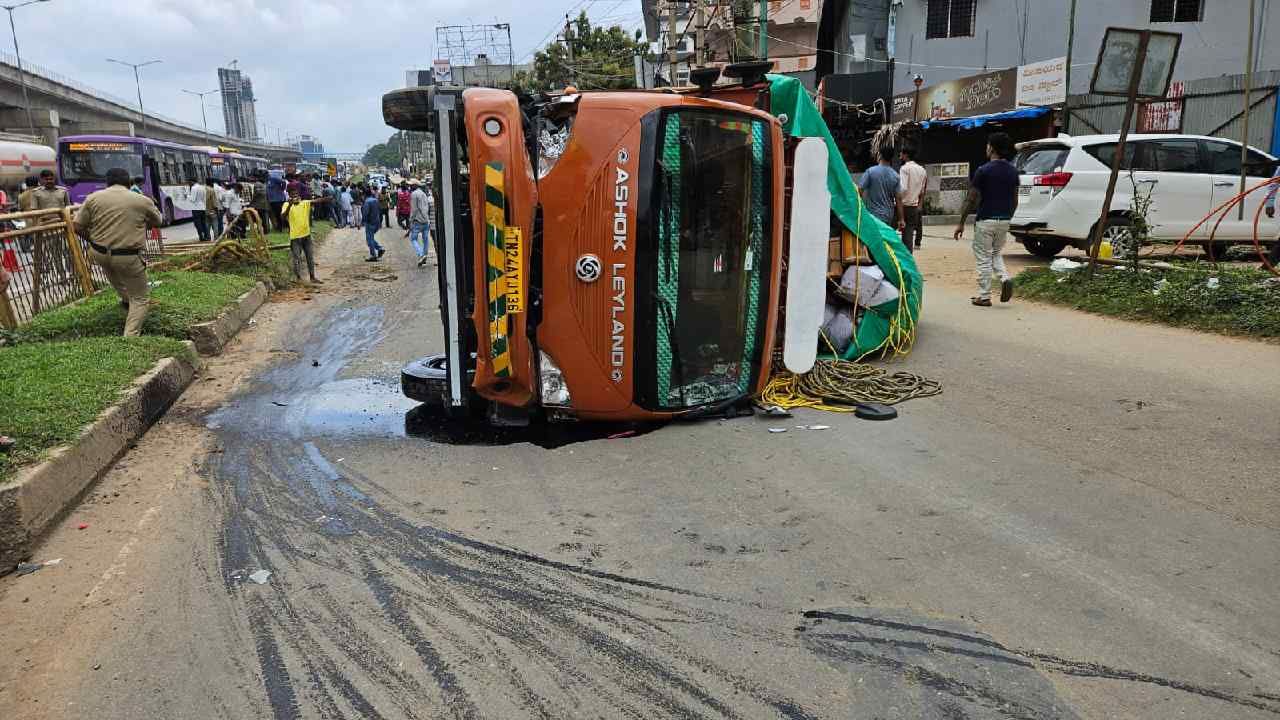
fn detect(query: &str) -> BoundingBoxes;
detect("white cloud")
[6,0,645,152]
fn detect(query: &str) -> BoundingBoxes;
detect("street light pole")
[2,0,51,137]
[182,88,217,144]
[106,58,161,136]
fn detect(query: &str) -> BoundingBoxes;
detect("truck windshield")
[644,109,772,410]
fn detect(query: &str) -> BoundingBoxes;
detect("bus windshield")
[60,147,144,183]
[644,110,772,410]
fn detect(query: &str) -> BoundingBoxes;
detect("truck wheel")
[1203,242,1234,262]
[1022,236,1068,259]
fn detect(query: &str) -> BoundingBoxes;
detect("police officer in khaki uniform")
[74,168,163,336]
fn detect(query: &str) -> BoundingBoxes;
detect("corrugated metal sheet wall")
[1066,70,1280,154]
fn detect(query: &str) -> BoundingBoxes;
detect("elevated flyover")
[0,51,299,161]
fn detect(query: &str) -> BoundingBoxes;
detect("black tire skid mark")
[808,611,1280,715]
[806,636,1051,720]
[361,556,481,719]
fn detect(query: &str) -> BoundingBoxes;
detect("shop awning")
[918,106,1051,130]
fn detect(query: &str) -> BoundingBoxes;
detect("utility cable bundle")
[760,358,942,413]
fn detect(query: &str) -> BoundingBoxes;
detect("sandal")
[971,297,992,307]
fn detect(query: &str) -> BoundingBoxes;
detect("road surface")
[1,228,1277,719]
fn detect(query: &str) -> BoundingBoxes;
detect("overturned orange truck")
[382,63,844,425]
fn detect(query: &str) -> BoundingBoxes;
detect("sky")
[8,0,646,153]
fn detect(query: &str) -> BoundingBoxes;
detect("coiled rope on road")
[761,359,942,412]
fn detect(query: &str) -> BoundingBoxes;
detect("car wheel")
[1099,217,1137,259]
[1203,242,1234,262]
[1022,236,1068,259]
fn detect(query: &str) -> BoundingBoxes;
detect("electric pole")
[1238,0,1256,220]
[758,0,768,60]
[667,0,679,84]
[694,0,707,68]
[1063,0,1076,134]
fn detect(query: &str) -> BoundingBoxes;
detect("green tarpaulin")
[767,74,923,360]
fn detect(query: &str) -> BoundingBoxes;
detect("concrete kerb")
[188,281,268,356]
[0,278,273,569]
[0,342,201,571]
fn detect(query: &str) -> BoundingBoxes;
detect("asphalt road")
[2,227,1278,719]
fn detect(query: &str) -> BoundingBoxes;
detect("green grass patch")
[0,336,191,481]
[1016,264,1280,338]
[11,270,255,343]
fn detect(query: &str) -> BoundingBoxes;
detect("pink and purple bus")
[58,135,212,226]
[195,145,269,184]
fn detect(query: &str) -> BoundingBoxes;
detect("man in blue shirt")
[266,170,287,233]
[362,188,385,262]
[955,132,1020,306]
[857,143,903,230]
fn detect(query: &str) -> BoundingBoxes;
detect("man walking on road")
[396,183,411,229]
[408,181,432,267]
[954,132,1019,307]
[898,145,926,252]
[75,168,163,336]
[362,188,385,262]
[857,143,903,231]
[189,177,210,242]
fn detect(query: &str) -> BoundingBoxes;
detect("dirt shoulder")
[0,226,378,718]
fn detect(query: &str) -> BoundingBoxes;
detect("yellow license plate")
[503,227,524,313]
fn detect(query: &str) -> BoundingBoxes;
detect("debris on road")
[1050,258,1084,273]
[248,570,272,585]
[77,523,89,530]
[768,428,789,433]
[761,360,940,414]
[13,558,60,576]
[271,401,289,407]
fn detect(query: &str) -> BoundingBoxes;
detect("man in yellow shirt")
[281,187,327,284]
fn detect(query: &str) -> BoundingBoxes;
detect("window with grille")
[926,0,976,39]
[1150,0,1203,22]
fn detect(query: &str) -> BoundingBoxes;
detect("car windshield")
[1015,146,1069,175]
[648,110,772,410]
[60,149,144,184]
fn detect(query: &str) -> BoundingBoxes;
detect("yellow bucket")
[1098,240,1114,259]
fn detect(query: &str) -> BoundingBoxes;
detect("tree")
[363,133,404,168]
[520,12,645,93]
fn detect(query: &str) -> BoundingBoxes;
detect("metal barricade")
[0,206,100,328]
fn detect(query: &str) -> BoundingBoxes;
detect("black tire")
[382,87,437,132]
[1203,242,1234,262]
[1022,236,1068,259]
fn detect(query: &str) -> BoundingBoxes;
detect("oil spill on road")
[403,405,663,449]
[199,300,1090,719]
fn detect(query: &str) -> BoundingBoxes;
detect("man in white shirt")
[189,179,210,242]
[898,146,927,252]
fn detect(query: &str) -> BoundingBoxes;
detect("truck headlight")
[539,350,571,407]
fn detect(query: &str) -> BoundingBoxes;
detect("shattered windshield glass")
[650,110,772,410]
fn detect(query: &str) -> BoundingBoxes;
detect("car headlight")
[539,350,570,407]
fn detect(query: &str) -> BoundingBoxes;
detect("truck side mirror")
[383,87,437,132]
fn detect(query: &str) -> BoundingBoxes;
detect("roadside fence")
[0,206,164,329]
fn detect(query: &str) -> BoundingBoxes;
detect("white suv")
[1010,133,1279,259]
